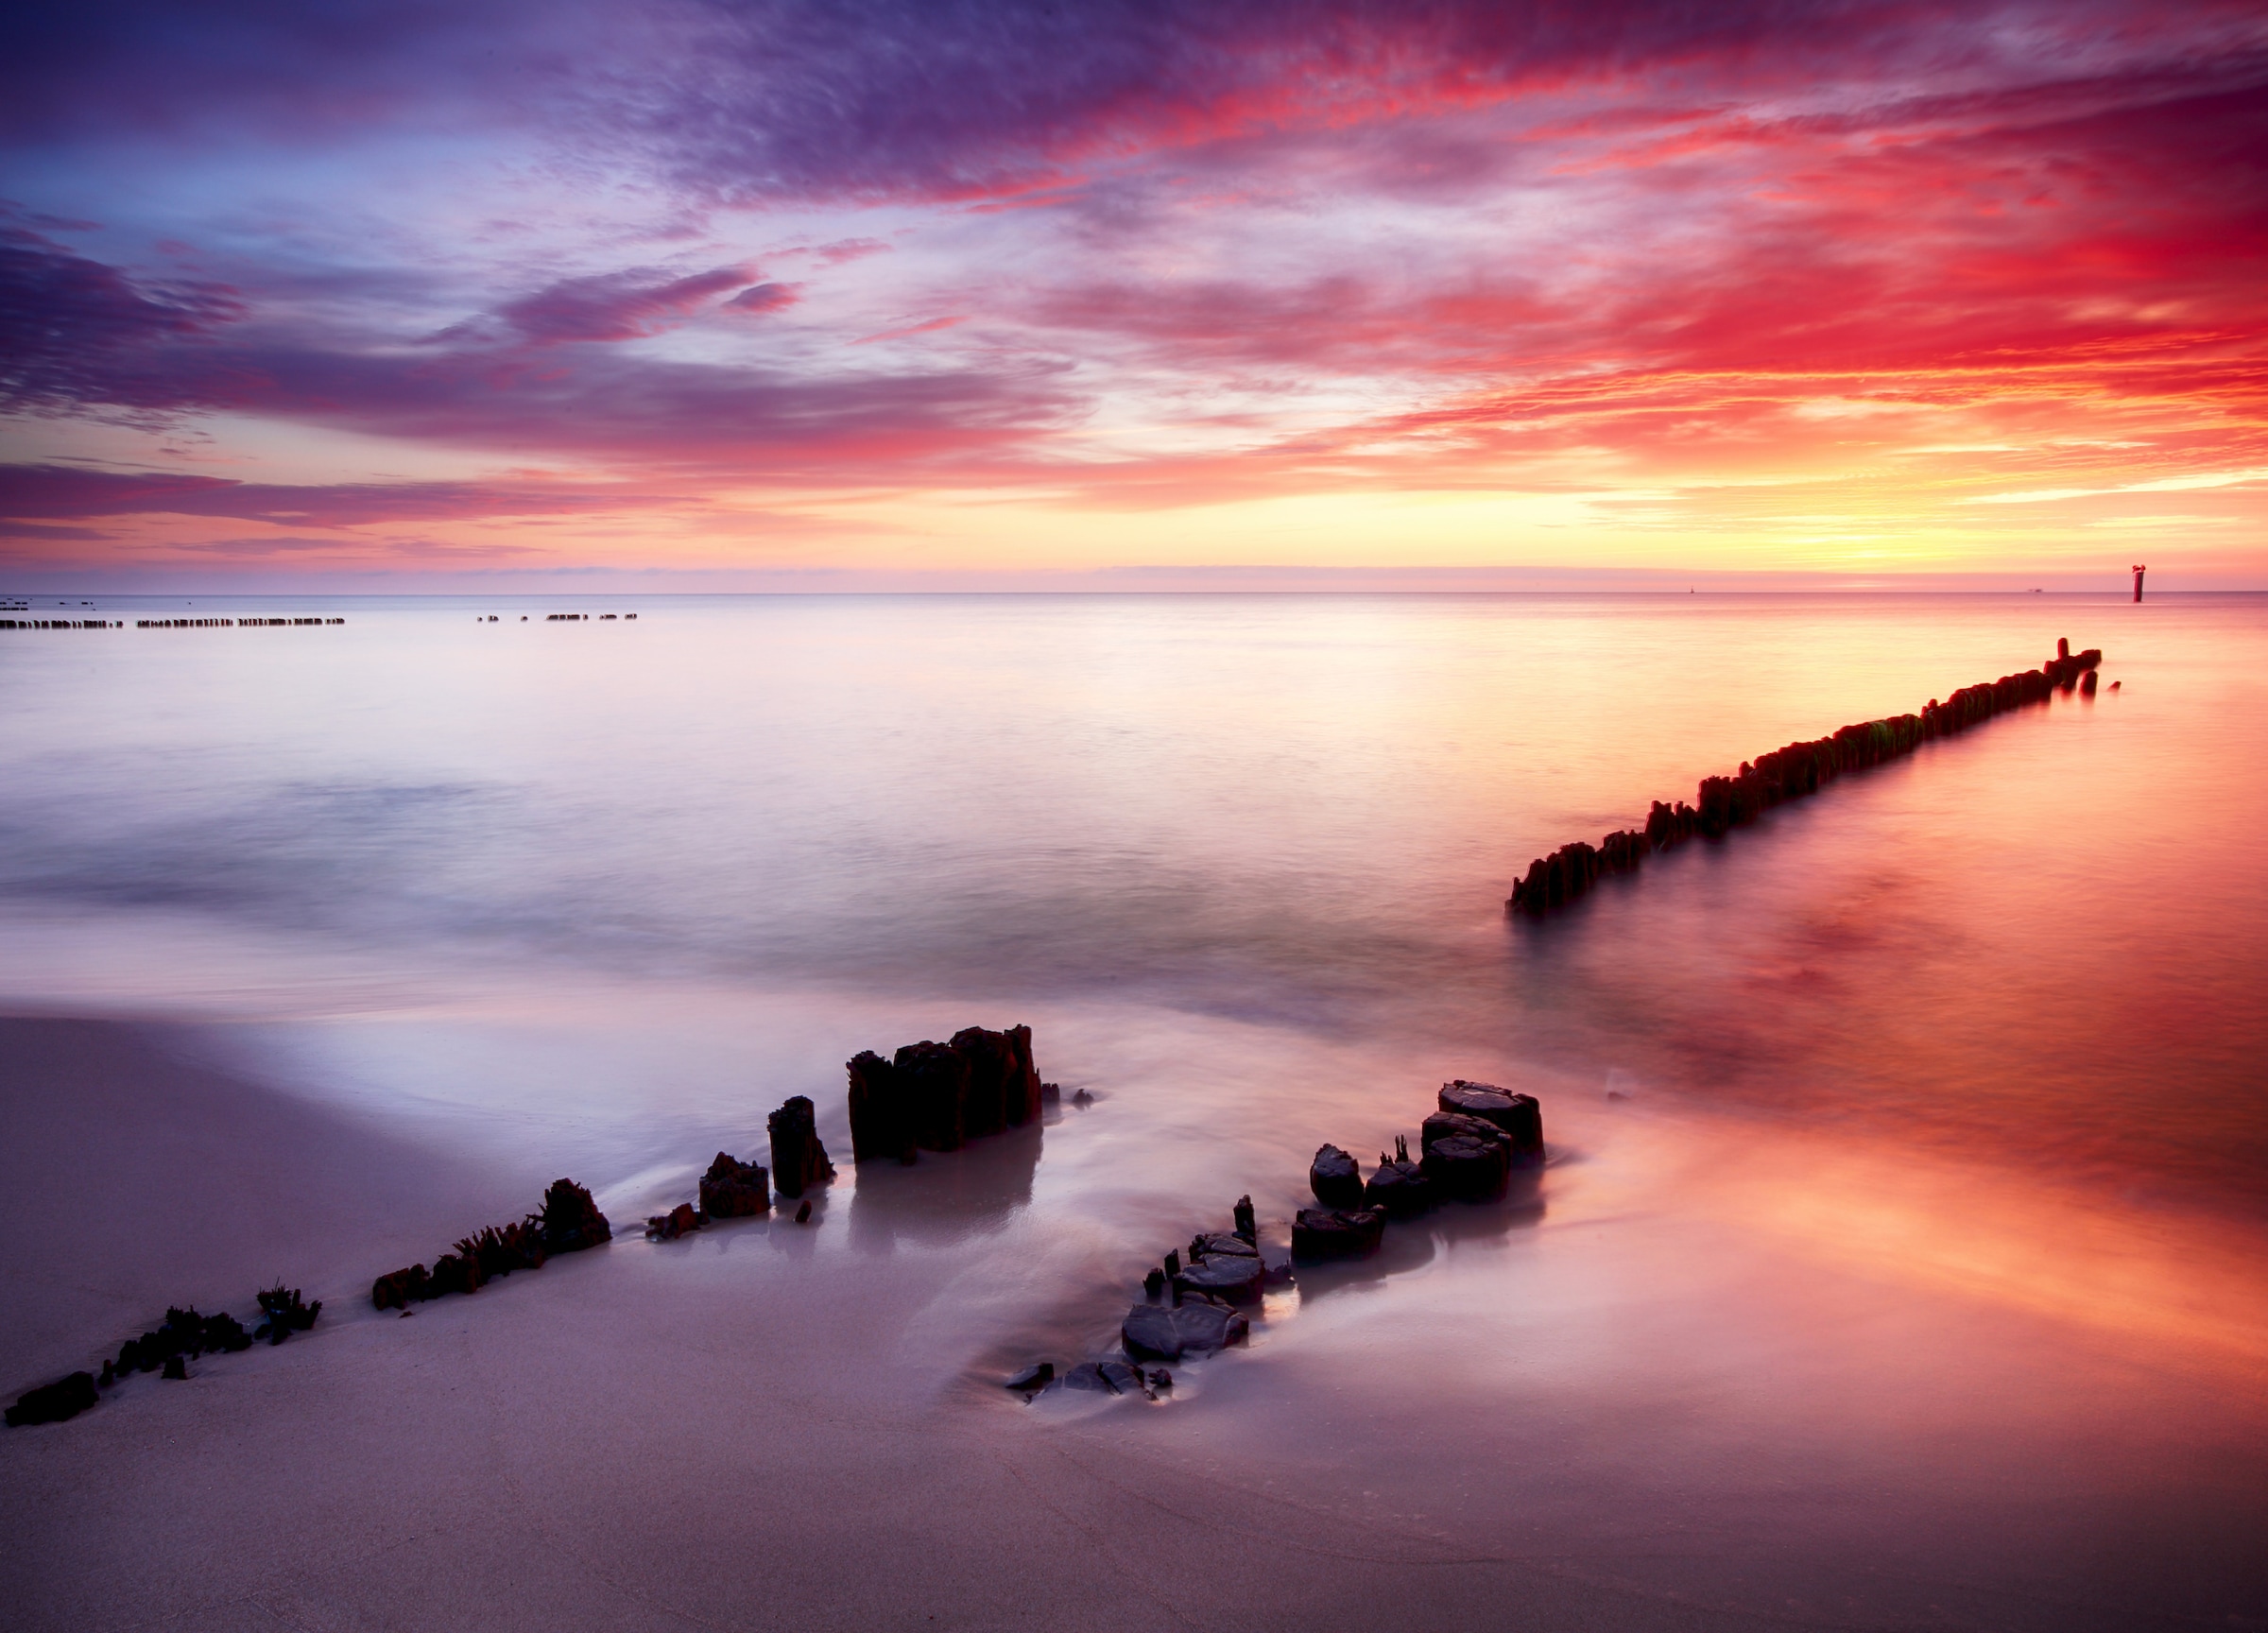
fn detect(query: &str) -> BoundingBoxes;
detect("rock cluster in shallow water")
[1013,1079,1549,1401]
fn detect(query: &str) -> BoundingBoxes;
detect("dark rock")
[1005,1362,1054,1391]
[1040,1080,1062,1103]
[254,1284,320,1344]
[371,1264,432,1310]
[1070,1088,1093,1106]
[1100,1360,1146,1395]
[1173,1252,1264,1304]
[1310,1143,1365,1208]
[161,1354,187,1381]
[644,1202,702,1241]
[1163,1248,1180,1278]
[8,1372,97,1427]
[1291,1206,1387,1261]
[539,1177,613,1252]
[1149,1368,1173,1390]
[1232,1195,1256,1243]
[795,1199,813,1223]
[698,1151,770,1217]
[97,1361,113,1389]
[768,1097,836,1198]
[1143,1267,1166,1298]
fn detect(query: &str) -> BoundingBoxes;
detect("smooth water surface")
[3,592,2265,1625]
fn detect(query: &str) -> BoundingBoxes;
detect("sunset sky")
[3,0,2263,590]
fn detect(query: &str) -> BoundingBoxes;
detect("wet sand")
[7,1014,2266,1632]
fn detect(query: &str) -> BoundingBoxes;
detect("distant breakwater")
[1506,640,2105,919]
[0,617,347,629]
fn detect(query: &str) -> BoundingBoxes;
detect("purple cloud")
[1,219,244,413]
[723,282,798,314]
[483,265,756,345]
[0,465,620,526]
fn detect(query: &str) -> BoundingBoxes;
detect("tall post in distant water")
[2133,565,2147,602]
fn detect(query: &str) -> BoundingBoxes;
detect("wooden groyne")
[11,1023,1552,1425]
[1030,1073,1550,1399]
[1505,641,2105,918]
[6,1283,321,1425]
[0,616,348,629]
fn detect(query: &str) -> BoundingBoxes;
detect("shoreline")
[7,1011,2267,1630]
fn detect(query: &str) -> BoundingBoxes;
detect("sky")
[2,0,2264,591]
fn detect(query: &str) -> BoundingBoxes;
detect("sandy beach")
[9,1007,2266,1632]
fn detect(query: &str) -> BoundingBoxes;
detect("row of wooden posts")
[1506,642,2105,917]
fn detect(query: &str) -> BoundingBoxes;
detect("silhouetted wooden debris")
[698,1151,770,1217]
[254,1285,321,1345]
[768,1095,836,1198]
[846,1023,1045,1164]
[371,1177,610,1309]
[644,1202,702,1241]
[10,1296,295,1426]
[7,1373,97,1426]
[1507,642,2105,917]
[1365,1136,1435,1216]
[111,1307,254,1381]
[541,1177,613,1252]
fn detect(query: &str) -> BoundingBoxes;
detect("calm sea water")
[3,592,2262,1205]
[7,591,2268,1622]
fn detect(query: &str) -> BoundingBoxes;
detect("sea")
[3,590,2264,1624]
